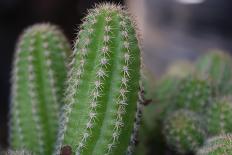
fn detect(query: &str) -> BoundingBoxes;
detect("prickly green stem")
[55,3,141,155]
[197,134,232,155]
[205,96,232,135]
[10,23,71,155]
[174,76,214,113]
[196,51,232,95]
[163,109,206,154]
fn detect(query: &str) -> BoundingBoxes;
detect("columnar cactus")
[196,51,232,95]
[163,109,206,154]
[197,134,232,155]
[174,76,214,113]
[10,24,70,155]
[205,97,232,135]
[55,3,141,155]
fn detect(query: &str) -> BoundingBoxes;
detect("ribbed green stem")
[10,23,70,155]
[55,3,141,155]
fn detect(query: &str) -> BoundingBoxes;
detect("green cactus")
[163,109,206,154]
[55,3,141,155]
[205,96,232,136]
[196,50,232,95]
[174,75,214,113]
[197,134,232,155]
[10,23,70,155]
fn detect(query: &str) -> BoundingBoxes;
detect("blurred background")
[1,0,232,154]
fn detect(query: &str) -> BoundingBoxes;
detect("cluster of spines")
[55,3,140,155]
[197,134,232,155]
[10,24,70,155]
[163,109,206,154]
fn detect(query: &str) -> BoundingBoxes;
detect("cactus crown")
[55,3,141,155]
[163,109,206,154]
[10,23,70,155]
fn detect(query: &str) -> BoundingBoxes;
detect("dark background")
[0,0,123,149]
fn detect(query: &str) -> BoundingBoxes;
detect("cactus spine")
[55,3,141,155]
[205,97,232,135]
[197,134,232,155]
[10,24,70,155]
[163,109,206,154]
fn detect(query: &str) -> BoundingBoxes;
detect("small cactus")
[163,109,206,154]
[174,75,214,113]
[196,50,232,95]
[55,3,141,155]
[10,23,71,155]
[197,134,232,155]
[205,96,232,136]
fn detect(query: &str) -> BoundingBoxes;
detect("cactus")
[174,75,214,113]
[196,50,232,95]
[197,134,232,155]
[55,3,141,155]
[163,109,206,154]
[205,96,232,136]
[10,23,70,155]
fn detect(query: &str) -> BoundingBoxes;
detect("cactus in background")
[197,134,232,155]
[55,3,141,155]
[205,96,232,135]
[163,109,206,154]
[10,23,70,155]
[174,75,214,113]
[196,50,232,95]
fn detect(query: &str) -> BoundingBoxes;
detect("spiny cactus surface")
[196,51,232,95]
[174,76,214,113]
[197,134,232,155]
[205,96,232,135]
[55,3,141,155]
[163,109,206,154]
[10,23,70,155]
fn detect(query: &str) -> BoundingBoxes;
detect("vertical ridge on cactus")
[55,3,141,155]
[10,23,70,155]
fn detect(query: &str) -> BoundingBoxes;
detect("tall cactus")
[55,3,141,155]
[197,134,232,155]
[10,23,70,155]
